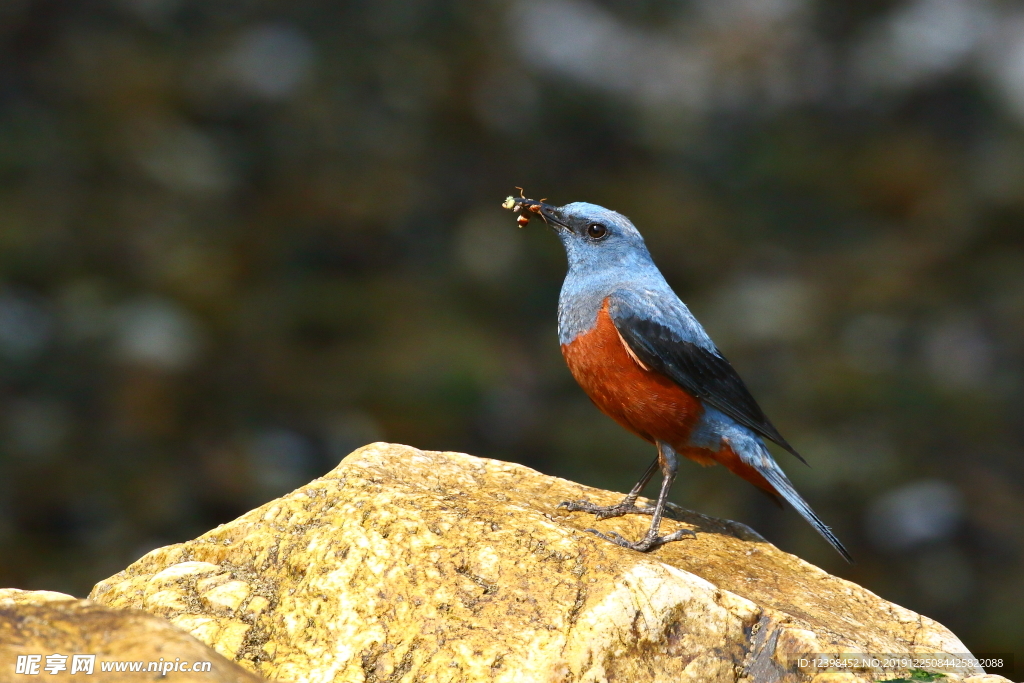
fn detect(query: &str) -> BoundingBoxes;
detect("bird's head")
[502,195,653,272]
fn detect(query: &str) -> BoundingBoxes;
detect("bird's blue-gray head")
[504,197,654,274]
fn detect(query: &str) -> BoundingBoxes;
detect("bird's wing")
[607,290,807,465]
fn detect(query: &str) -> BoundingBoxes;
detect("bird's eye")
[586,223,608,239]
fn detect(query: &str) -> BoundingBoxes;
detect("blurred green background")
[0,0,1021,657]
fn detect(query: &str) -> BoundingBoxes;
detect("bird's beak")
[502,195,569,232]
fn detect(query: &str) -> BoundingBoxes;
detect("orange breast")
[562,298,781,496]
[561,299,704,452]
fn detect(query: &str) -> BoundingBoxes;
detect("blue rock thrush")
[503,193,851,561]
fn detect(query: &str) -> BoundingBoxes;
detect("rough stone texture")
[89,443,1008,683]
[0,588,263,682]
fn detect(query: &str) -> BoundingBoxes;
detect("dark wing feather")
[612,312,808,466]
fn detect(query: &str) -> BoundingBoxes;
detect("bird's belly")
[561,301,704,450]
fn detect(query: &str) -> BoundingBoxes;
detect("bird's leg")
[585,443,695,552]
[558,456,659,520]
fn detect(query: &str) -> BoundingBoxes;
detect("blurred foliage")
[0,0,1022,655]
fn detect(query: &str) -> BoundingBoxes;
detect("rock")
[0,589,263,682]
[0,588,78,605]
[89,443,1008,683]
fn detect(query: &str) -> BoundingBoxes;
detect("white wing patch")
[615,326,650,371]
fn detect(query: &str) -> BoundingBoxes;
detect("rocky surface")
[87,443,1009,683]
[0,588,263,681]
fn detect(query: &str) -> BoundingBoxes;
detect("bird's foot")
[557,498,656,521]
[583,527,696,552]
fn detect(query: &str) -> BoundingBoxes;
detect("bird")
[503,193,852,561]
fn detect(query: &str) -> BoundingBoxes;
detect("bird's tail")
[754,457,853,563]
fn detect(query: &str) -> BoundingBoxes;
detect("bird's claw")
[563,498,695,551]
[557,498,656,520]
[583,527,695,552]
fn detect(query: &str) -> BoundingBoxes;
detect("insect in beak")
[502,188,566,232]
